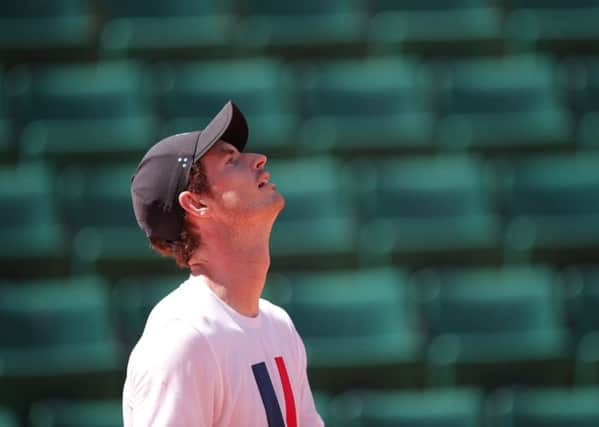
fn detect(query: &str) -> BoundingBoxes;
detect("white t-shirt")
[122,274,324,427]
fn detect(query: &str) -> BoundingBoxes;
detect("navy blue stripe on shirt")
[252,362,285,427]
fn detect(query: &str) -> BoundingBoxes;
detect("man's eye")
[226,156,235,164]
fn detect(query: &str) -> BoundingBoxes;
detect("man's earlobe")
[178,191,209,218]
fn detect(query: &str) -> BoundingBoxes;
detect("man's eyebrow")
[218,147,238,157]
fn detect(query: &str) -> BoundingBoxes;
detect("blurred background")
[1,0,599,426]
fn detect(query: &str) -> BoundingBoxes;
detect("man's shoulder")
[128,317,215,378]
[258,298,294,328]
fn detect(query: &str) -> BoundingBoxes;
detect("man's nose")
[252,153,267,170]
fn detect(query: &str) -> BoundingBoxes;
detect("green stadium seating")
[416,266,569,387]
[30,399,122,427]
[437,55,572,152]
[0,70,13,162]
[562,266,599,384]
[55,164,160,277]
[100,0,233,58]
[0,0,93,55]
[235,0,366,55]
[561,58,599,148]
[0,67,5,117]
[286,268,422,390]
[578,111,599,149]
[506,0,599,54]
[0,0,597,411]
[504,153,599,262]
[368,0,503,55]
[299,58,435,155]
[330,388,483,427]
[267,157,358,269]
[0,118,13,163]
[9,62,156,166]
[0,276,123,404]
[262,272,293,308]
[561,58,599,116]
[0,68,5,118]
[0,163,67,278]
[113,275,185,348]
[311,391,332,427]
[154,59,297,155]
[562,266,599,339]
[0,407,18,427]
[487,387,599,427]
[357,155,500,266]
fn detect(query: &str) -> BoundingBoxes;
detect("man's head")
[178,140,283,228]
[131,101,284,268]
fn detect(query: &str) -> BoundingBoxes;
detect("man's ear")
[178,191,210,218]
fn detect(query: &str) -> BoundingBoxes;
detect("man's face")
[200,140,285,225]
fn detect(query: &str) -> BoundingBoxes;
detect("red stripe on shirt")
[275,356,297,427]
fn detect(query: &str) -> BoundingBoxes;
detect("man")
[123,101,324,426]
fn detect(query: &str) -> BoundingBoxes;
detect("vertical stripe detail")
[275,356,297,427]
[252,362,285,427]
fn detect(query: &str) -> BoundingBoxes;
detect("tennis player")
[123,101,324,426]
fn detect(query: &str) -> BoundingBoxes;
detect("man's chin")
[271,193,286,215]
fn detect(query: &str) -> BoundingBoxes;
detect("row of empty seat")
[1,56,598,164]
[2,2,597,426]
[2,152,598,277]
[2,386,599,427]
[2,266,599,397]
[2,0,599,59]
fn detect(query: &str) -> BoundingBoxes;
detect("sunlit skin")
[177,140,285,317]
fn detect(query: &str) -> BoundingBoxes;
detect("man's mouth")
[258,172,271,188]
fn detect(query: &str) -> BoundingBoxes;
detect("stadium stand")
[562,266,599,384]
[286,268,422,391]
[415,266,571,387]
[299,57,435,156]
[99,0,233,59]
[0,0,95,62]
[235,0,367,56]
[505,0,599,54]
[0,276,123,409]
[153,59,298,156]
[0,408,17,427]
[502,153,599,264]
[267,156,358,270]
[0,122,12,164]
[356,155,500,266]
[8,61,156,168]
[0,1,598,425]
[486,387,599,427]
[329,388,484,427]
[0,163,67,278]
[311,391,332,427]
[55,163,166,278]
[561,57,599,117]
[0,69,14,163]
[564,267,599,340]
[368,0,503,55]
[436,55,573,153]
[560,57,599,148]
[112,274,185,349]
[29,399,122,427]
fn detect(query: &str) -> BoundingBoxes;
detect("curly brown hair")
[149,159,211,268]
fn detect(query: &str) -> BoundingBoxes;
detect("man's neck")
[188,223,271,317]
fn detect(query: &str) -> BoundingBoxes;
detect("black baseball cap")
[131,101,248,242]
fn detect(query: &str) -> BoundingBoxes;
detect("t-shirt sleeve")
[126,320,220,427]
[289,320,325,427]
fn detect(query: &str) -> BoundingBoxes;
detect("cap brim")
[193,101,248,161]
